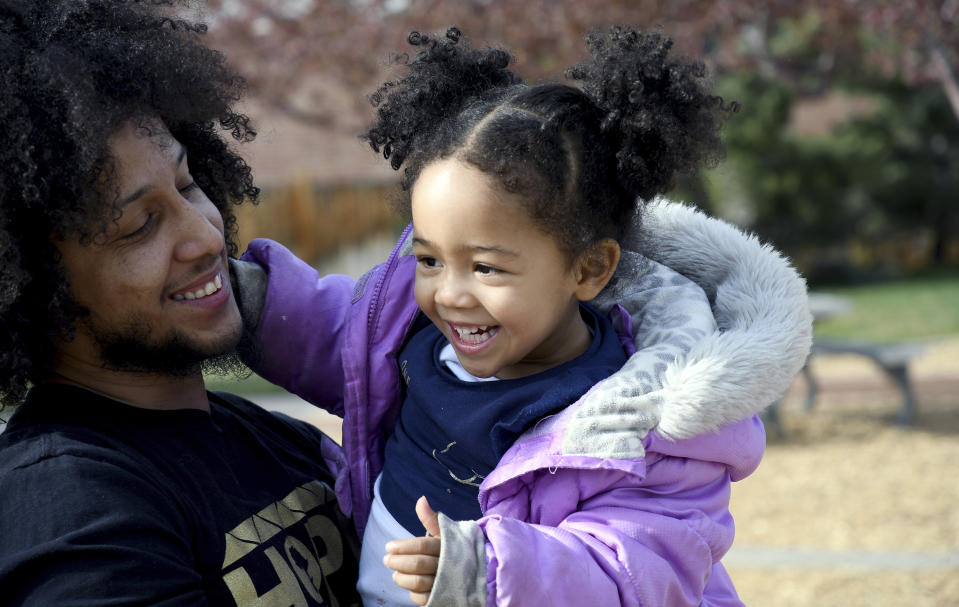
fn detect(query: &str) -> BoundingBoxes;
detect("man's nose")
[172,197,224,262]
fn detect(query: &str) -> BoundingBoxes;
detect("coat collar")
[555,199,812,459]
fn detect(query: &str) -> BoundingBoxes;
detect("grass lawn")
[812,272,959,342]
[204,368,285,395]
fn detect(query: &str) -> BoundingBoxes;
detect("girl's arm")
[234,238,357,415]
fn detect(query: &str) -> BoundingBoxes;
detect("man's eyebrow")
[115,143,187,208]
[412,236,519,257]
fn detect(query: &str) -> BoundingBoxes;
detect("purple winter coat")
[240,200,813,607]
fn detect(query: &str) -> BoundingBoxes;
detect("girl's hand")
[384,496,442,606]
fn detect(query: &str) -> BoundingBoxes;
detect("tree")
[201,0,958,127]
[841,81,959,264]
[706,72,874,251]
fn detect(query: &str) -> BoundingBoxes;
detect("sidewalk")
[725,545,959,571]
[254,393,343,444]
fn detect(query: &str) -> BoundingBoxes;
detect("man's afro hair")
[0,0,258,405]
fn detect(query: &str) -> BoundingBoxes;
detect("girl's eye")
[475,264,499,275]
[417,256,442,269]
[178,181,198,196]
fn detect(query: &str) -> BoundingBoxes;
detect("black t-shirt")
[0,383,360,606]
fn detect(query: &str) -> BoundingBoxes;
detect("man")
[0,1,360,604]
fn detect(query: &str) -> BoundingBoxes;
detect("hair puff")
[566,26,737,201]
[365,27,522,177]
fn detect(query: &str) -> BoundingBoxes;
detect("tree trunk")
[930,44,959,124]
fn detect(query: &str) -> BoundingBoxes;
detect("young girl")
[235,26,812,607]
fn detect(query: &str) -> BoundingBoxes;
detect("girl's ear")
[574,238,621,301]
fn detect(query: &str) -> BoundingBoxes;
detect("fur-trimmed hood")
[556,199,813,458]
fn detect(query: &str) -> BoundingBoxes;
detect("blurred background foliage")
[198,0,958,287]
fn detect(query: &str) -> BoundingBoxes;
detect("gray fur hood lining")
[563,199,813,457]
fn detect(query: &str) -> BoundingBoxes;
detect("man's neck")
[51,354,210,412]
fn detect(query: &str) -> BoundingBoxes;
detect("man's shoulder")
[0,418,145,480]
[0,424,176,533]
[2,384,154,471]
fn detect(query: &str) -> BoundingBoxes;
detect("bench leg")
[880,364,918,425]
[762,400,784,439]
[802,364,818,412]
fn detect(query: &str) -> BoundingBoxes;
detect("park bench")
[763,293,926,436]
[800,337,926,424]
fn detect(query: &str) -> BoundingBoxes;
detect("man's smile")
[171,272,223,301]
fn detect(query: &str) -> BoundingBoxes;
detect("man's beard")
[82,312,249,378]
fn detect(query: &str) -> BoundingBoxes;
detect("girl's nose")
[434,273,474,309]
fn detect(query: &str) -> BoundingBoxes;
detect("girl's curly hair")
[365,26,736,258]
[0,0,259,405]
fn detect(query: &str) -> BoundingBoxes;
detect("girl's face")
[411,158,597,379]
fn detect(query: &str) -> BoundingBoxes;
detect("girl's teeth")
[454,325,489,336]
[453,325,497,344]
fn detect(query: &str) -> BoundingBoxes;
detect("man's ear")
[574,238,621,301]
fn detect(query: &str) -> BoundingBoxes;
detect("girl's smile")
[447,322,500,353]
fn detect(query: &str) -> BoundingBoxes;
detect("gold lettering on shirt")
[223,546,309,607]
[221,480,346,606]
[223,480,332,569]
